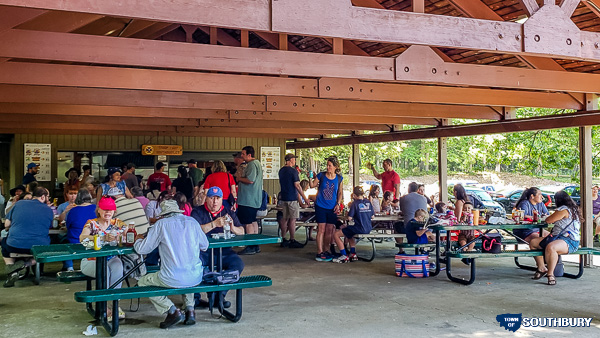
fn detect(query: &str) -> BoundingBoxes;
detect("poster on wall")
[24,143,52,181]
[260,146,280,179]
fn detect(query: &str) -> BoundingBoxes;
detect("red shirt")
[147,172,171,192]
[203,172,236,199]
[381,170,400,195]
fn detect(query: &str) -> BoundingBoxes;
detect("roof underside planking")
[0,0,600,143]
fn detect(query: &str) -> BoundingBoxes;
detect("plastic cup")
[472,209,479,225]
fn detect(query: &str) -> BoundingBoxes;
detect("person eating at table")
[191,186,245,309]
[62,188,97,272]
[134,199,209,329]
[513,187,550,272]
[331,186,374,263]
[529,191,581,286]
[96,167,133,200]
[368,185,381,213]
[309,156,343,262]
[57,187,79,222]
[79,197,126,319]
[1,187,53,287]
[406,209,434,244]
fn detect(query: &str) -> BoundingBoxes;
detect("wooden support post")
[278,33,288,51]
[503,107,516,120]
[352,131,361,188]
[438,119,449,203]
[333,38,343,55]
[209,27,217,45]
[580,93,598,266]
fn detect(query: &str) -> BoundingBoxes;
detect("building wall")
[8,134,285,197]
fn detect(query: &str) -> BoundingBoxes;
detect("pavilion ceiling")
[0,0,599,140]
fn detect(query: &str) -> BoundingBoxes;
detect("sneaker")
[461,258,472,265]
[66,267,75,272]
[429,263,436,271]
[288,239,304,249]
[253,245,261,254]
[238,246,256,255]
[3,272,19,288]
[333,255,349,263]
[315,252,333,262]
[349,253,359,262]
[594,235,600,243]
[280,239,290,248]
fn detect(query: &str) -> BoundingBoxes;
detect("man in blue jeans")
[191,187,245,308]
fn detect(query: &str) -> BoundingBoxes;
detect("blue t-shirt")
[279,166,300,202]
[348,198,374,233]
[65,204,97,244]
[406,219,428,244]
[7,200,53,249]
[57,201,70,215]
[316,172,343,210]
[516,200,548,218]
[191,205,243,236]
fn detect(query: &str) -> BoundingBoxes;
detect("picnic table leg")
[430,231,441,277]
[85,279,95,317]
[99,299,120,336]
[563,254,585,279]
[445,256,476,285]
[94,256,108,320]
[514,257,537,271]
[358,238,376,262]
[34,263,41,285]
[219,288,243,322]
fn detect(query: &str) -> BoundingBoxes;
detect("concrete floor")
[2,226,600,338]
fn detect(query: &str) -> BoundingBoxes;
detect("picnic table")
[32,234,280,336]
[428,223,593,285]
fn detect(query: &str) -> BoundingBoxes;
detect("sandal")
[532,270,548,280]
[547,275,556,286]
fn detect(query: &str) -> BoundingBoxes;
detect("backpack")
[259,190,268,211]
[467,193,485,209]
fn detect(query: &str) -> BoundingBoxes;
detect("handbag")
[121,253,147,280]
[539,220,572,250]
[226,174,236,207]
[395,253,430,278]
[202,269,240,285]
[481,233,503,253]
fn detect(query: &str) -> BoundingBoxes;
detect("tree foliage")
[296,107,600,182]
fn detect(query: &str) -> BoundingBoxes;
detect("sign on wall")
[141,144,182,156]
[24,143,51,181]
[260,146,280,179]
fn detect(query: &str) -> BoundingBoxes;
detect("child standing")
[332,186,374,263]
[405,209,435,244]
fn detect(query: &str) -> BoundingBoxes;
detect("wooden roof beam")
[583,1,600,17]
[0,103,436,125]
[0,5,46,32]
[287,110,600,149]
[560,0,582,17]
[520,0,540,16]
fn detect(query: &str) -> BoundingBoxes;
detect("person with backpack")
[309,156,343,262]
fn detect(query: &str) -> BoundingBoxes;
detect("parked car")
[559,185,580,206]
[467,183,496,196]
[494,188,553,212]
[449,186,506,217]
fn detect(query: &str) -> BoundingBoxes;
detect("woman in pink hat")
[79,197,127,319]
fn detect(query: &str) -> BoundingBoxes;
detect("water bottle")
[109,229,118,246]
[224,215,232,240]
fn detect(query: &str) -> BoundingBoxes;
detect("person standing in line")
[22,162,39,185]
[147,162,172,192]
[235,146,263,255]
[187,159,204,188]
[121,163,139,190]
[278,154,309,248]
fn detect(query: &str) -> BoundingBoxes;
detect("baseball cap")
[188,159,197,164]
[206,186,223,198]
[98,197,117,211]
[284,154,297,161]
[27,162,38,169]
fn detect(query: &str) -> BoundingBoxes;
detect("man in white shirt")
[134,200,209,329]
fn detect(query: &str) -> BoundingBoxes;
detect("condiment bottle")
[126,222,137,247]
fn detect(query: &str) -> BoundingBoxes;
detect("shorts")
[237,205,259,225]
[281,201,300,220]
[457,232,475,243]
[393,221,406,234]
[559,235,579,254]
[342,226,368,239]
[1,237,31,258]
[315,205,337,224]
[513,228,538,241]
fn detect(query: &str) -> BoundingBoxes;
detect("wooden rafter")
[520,0,540,16]
[560,0,581,17]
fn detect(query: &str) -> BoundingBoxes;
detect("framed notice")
[260,147,280,179]
[24,143,52,181]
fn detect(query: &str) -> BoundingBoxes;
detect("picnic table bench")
[74,275,272,336]
[429,223,596,285]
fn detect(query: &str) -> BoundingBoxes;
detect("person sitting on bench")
[406,209,434,244]
[191,186,246,309]
[1,187,53,287]
[332,186,374,263]
[134,199,209,328]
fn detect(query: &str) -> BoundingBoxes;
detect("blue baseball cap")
[27,162,38,169]
[206,186,223,198]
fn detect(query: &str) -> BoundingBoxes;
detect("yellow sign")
[141,145,182,156]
